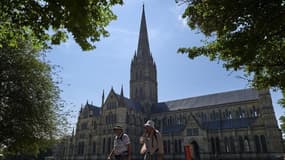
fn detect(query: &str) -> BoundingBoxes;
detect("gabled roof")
[104,88,142,112]
[85,103,101,116]
[152,88,259,113]
[115,93,142,112]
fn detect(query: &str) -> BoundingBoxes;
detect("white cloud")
[178,14,188,27]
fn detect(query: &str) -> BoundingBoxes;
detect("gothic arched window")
[212,110,216,120]
[178,139,182,153]
[260,135,267,152]
[253,106,258,117]
[223,112,226,119]
[225,109,228,119]
[163,140,167,153]
[230,136,235,153]
[139,87,143,98]
[126,113,129,123]
[256,108,260,117]
[93,121,97,129]
[113,114,117,123]
[250,109,253,117]
[224,137,230,152]
[244,136,250,152]
[92,141,96,154]
[140,70,142,79]
[174,139,178,153]
[107,137,112,153]
[236,110,239,119]
[77,142,84,155]
[135,88,138,97]
[239,136,244,152]
[103,138,106,153]
[242,110,246,118]
[167,139,171,154]
[215,137,220,154]
[135,71,138,80]
[211,137,215,154]
[254,135,261,153]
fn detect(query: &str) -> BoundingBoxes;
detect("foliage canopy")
[0,0,123,50]
[0,39,67,155]
[177,0,285,130]
[0,0,123,155]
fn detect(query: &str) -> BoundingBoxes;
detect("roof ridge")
[159,88,255,104]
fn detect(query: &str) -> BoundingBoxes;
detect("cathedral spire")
[137,4,150,57]
[130,5,158,111]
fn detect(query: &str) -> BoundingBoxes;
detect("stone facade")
[61,6,284,160]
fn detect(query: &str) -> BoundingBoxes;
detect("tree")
[176,0,285,130]
[0,0,123,50]
[0,39,67,155]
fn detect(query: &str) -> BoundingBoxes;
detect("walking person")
[108,126,131,160]
[140,120,164,160]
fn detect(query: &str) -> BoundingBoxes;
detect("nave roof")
[152,88,259,113]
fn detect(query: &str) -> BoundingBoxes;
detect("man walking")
[108,126,131,160]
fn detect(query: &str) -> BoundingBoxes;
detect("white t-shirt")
[114,133,130,155]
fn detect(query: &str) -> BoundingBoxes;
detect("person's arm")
[127,143,131,160]
[140,129,149,154]
[157,133,164,154]
[157,131,164,160]
[107,148,114,160]
[140,143,147,154]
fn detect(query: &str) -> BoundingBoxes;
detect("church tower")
[130,5,157,112]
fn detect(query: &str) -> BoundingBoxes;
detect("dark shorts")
[115,151,128,160]
[114,155,128,160]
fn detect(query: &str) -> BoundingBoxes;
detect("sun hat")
[144,120,155,129]
[113,125,123,130]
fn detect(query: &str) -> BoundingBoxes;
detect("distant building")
[61,5,284,160]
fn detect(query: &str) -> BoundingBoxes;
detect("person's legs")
[152,153,157,160]
[114,155,121,160]
[122,155,128,160]
[157,153,163,160]
[150,153,163,160]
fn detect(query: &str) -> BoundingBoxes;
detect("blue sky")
[46,0,283,129]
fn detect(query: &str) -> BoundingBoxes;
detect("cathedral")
[61,6,284,160]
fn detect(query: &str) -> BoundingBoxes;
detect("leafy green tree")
[0,0,123,50]
[0,0,123,156]
[176,0,285,130]
[0,39,67,155]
